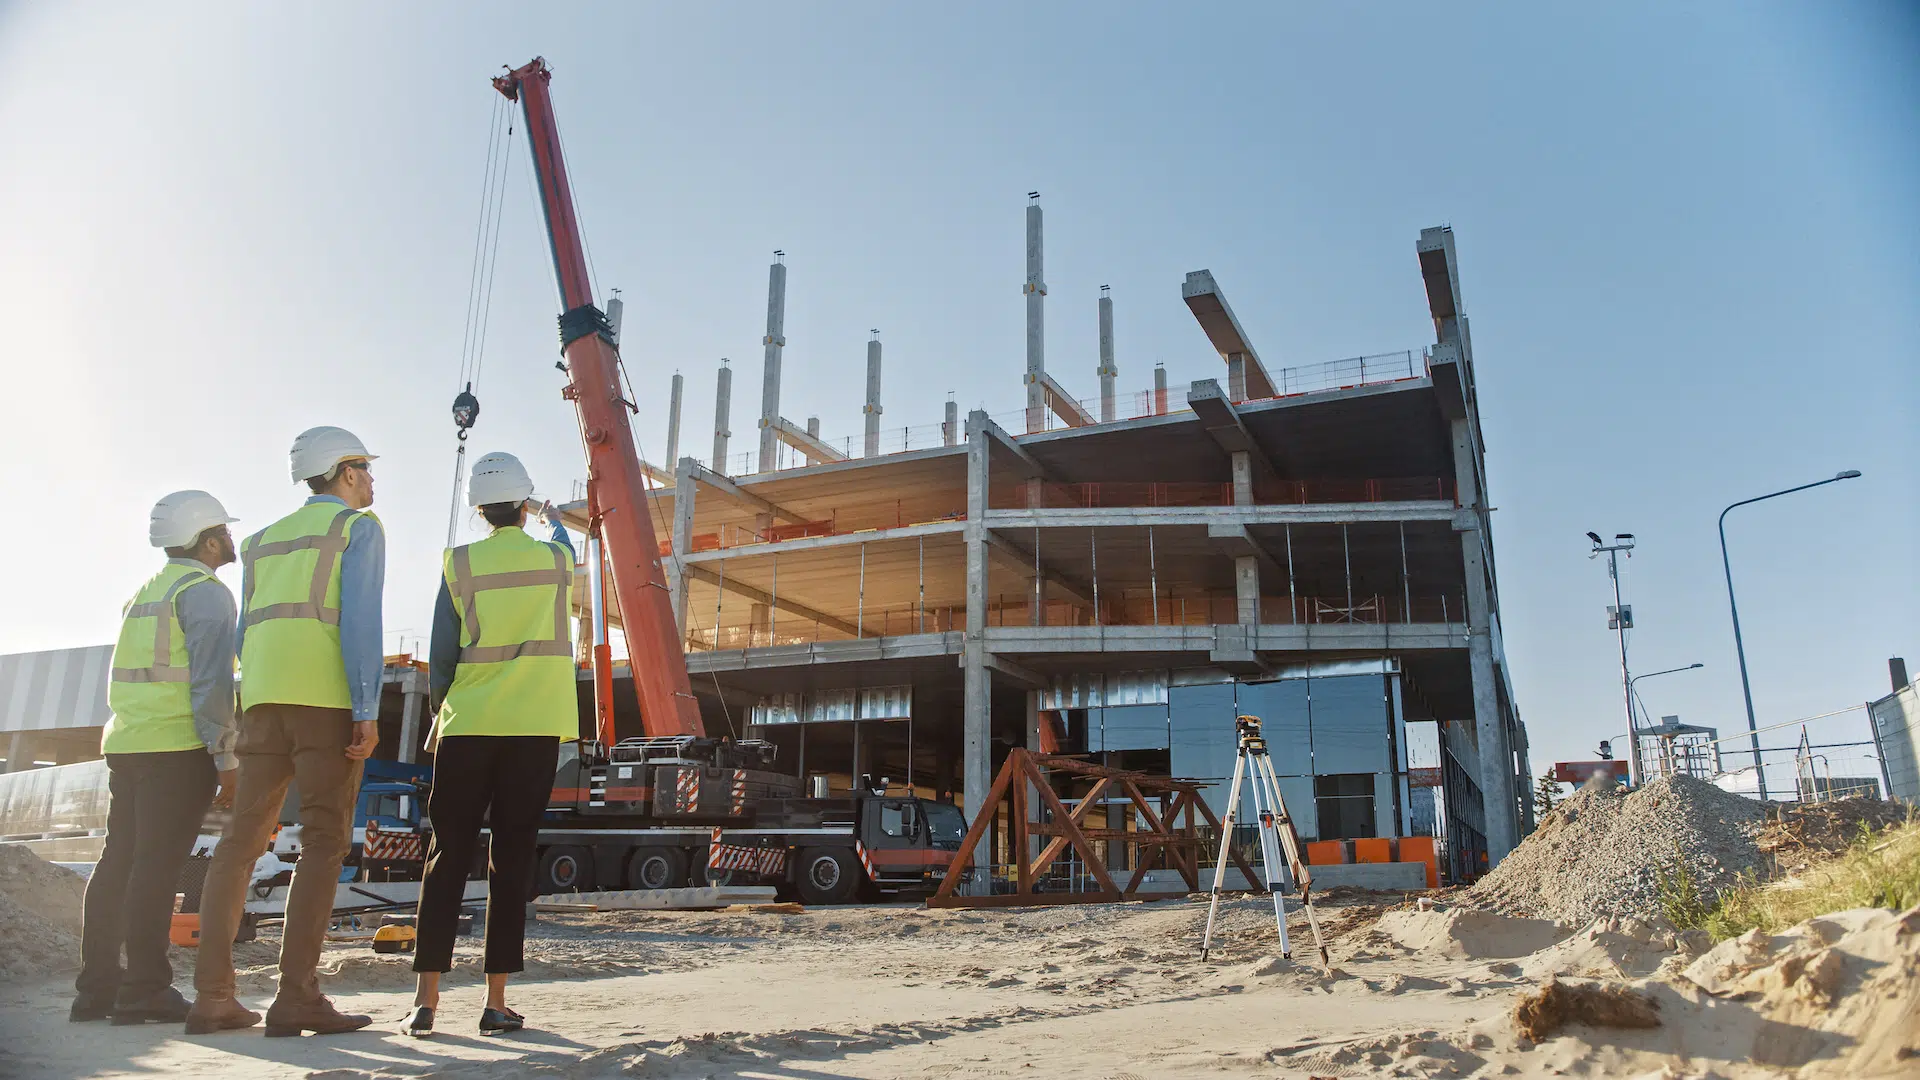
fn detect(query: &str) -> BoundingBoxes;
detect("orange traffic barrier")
[1305,840,1346,865]
[1398,836,1439,888]
[1352,838,1392,864]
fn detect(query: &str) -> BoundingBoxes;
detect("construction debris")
[1511,977,1661,1041]
[1467,775,1770,925]
[1755,795,1914,875]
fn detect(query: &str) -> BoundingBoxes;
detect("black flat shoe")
[478,1007,523,1035]
[111,987,191,1026]
[68,997,114,1023]
[404,1005,434,1037]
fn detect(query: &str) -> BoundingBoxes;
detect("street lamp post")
[1718,470,1862,802]
[1627,662,1704,778]
[1588,532,1638,782]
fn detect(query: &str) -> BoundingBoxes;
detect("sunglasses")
[341,460,373,476]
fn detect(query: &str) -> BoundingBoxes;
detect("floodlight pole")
[1718,470,1861,802]
[1590,535,1638,784]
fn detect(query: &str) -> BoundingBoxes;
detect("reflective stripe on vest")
[104,563,213,755]
[448,542,571,663]
[110,570,208,685]
[240,506,357,629]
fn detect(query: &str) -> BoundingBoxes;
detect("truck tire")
[794,847,858,906]
[625,846,688,891]
[535,846,594,895]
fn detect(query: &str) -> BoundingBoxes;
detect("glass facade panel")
[1236,679,1311,774]
[1093,704,1171,752]
[1308,675,1390,774]
[1314,773,1377,839]
[1275,774,1318,841]
[1170,682,1237,813]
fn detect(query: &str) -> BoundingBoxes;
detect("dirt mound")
[1468,774,1768,924]
[1757,796,1914,875]
[0,844,86,981]
[1512,977,1661,1041]
[1374,907,1570,959]
[1518,916,1692,979]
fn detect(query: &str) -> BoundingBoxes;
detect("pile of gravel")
[1467,775,1769,926]
[0,844,85,981]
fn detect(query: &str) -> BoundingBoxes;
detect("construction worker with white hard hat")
[71,492,241,1027]
[404,451,575,1037]
[188,426,384,1038]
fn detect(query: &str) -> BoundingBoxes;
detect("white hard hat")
[468,451,536,507]
[289,426,377,483]
[149,490,238,549]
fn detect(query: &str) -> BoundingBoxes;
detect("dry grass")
[1512,978,1661,1041]
[1705,819,1920,941]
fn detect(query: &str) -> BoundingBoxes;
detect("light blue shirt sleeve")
[338,512,387,721]
[548,517,575,557]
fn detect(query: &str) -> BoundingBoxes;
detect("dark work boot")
[263,995,373,1037]
[68,995,115,1023]
[111,986,192,1025]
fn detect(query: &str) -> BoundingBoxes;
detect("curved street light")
[1719,470,1862,801]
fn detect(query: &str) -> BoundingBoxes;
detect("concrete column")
[712,361,732,474]
[1024,693,1041,865]
[963,410,994,891]
[1023,199,1047,433]
[670,457,696,634]
[1097,287,1117,423]
[943,399,959,447]
[757,260,787,469]
[1231,450,1253,507]
[1515,720,1536,832]
[1153,364,1168,415]
[850,721,863,787]
[863,336,883,457]
[665,373,683,469]
[1455,416,1516,863]
[1227,353,1247,403]
[5,732,32,772]
[1235,556,1260,626]
[806,416,820,440]
[398,671,425,764]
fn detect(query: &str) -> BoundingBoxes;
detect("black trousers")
[77,749,217,1004]
[413,735,558,974]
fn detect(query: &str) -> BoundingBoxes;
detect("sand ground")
[0,892,1903,1079]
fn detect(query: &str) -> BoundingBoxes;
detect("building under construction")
[565,215,1533,880]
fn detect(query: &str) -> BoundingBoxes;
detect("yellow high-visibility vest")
[239,501,375,711]
[103,562,215,755]
[435,526,578,740]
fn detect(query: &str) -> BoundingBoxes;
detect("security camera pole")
[1588,531,1639,784]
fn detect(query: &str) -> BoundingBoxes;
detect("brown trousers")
[195,704,363,1004]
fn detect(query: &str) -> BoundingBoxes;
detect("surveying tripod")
[1199,715,1330,968]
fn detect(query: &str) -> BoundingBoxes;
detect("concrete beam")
[962,650,1047,689]
[639,460,675,488]
[1181,270,1277,400]
[984,622,1467,654]
[988,503,1464,530]
[682,564,868,639]
[687,462,806,525]
[680,520,965,565]
[981,529,1095,608]
[1206,523,1284,578]
[687,630,962,674]
[1188,378,1285,483]
[768,415,849,464]
[969,412,1050,481]
[1033,370,1094,428]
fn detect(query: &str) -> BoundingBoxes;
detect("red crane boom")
[494,57,704,739]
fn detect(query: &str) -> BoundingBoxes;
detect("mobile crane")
[489,59,962,904]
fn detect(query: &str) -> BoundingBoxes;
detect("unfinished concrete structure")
[567,224,1531,881]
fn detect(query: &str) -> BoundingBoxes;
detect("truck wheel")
[535,846,594,895]
[794,847,859,906]
[626,846,688,891]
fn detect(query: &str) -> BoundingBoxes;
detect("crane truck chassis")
[524,736,965,905]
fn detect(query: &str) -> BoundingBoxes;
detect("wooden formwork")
[927,749,1259,909]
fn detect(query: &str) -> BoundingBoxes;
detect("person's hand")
[213,768,239,808]
[346,720,379,760]
[541,500,558,524]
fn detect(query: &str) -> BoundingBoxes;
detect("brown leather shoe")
[263,995,372,1037]
[185,996,262,1035]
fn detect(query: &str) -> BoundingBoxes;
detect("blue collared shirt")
[236,495,386,721]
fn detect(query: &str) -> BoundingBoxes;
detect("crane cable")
[446,95,515,548]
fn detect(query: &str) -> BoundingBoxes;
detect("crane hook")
[452,382,480,441]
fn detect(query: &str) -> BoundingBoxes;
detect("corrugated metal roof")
[0,645,112,734]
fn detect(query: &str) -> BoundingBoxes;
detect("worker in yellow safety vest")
[73,492,241,1026]
[405,451,576,1038]
[188,425,384,1038]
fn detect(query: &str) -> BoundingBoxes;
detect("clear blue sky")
[1,3,1914,779]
